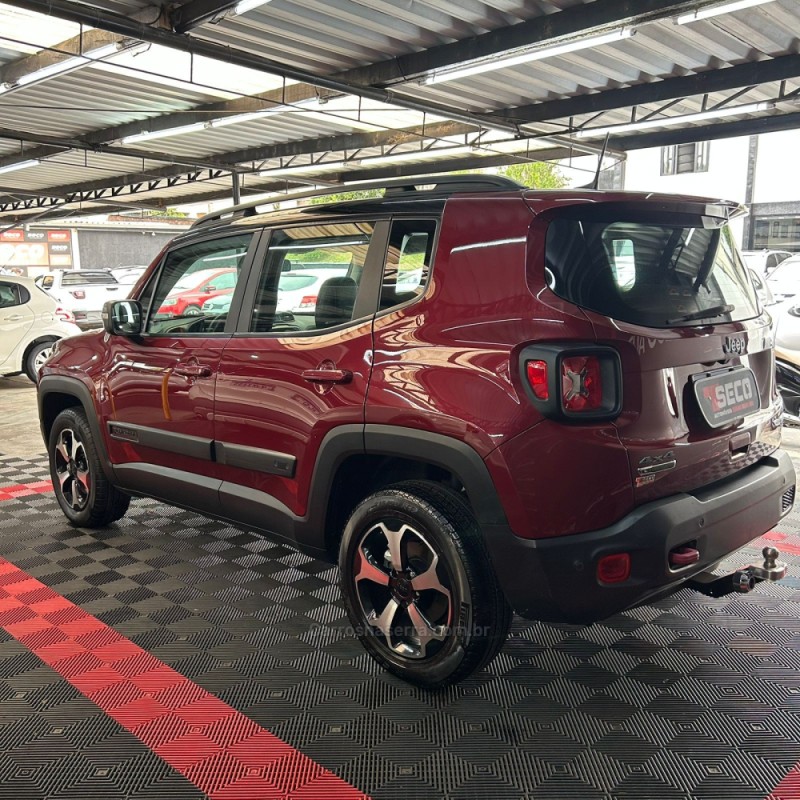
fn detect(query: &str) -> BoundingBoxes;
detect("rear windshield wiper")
[667,304,735,324]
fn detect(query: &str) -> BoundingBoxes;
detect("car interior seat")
[315,276,357,328]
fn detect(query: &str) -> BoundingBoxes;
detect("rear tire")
[339,480,512,688]
[24,340,55,383]
[48,408,130,527]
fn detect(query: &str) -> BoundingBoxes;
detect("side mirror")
[103,299,142,336]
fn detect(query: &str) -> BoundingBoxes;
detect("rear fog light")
[597,553,631,584]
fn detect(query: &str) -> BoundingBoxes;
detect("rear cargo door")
[543,202,781,506]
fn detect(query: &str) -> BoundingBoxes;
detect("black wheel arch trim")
[296,424,509,554]
[38,375,115,482]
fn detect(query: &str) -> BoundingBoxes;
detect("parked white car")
[765,254,800,303]
[36,269,125,329]
[0,275,81,382]
[741,249,794,275]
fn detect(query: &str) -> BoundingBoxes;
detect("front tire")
[339,480,512,688]
[48,408,130,527]
[25,340,55,383]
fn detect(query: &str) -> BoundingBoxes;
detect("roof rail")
[191,174,523,229]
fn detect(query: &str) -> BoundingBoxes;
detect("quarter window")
[379,219,436,311]
[145,234,251,335]
[247,222,375,333]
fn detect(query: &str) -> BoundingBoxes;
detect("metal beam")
[339,0,737,86]
[611,110,800,150]
[496,54,800,126]
[0,128,248,173]
[171,0,237,34]
[0,144,571,215]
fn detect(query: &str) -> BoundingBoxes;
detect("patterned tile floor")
[0,450,800,799]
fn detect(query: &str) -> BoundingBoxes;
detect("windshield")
[544,209,759,328]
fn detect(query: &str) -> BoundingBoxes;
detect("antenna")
[590,133,611,190]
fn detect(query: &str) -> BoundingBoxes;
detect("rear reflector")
[597,553,630,584]
[70,290,86,299]
[297,295,318,309]
[562,355,603,412]
[526,360,549,400]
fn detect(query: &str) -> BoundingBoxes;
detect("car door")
[213,219,386,545]
[0,280,34,370]
[102,231,257,513]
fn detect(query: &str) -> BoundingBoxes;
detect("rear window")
[544,209,759,328]
[62,271,117,286]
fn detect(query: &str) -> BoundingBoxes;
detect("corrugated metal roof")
[0,0,799,219]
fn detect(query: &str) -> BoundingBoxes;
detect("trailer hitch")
[688,547,787,598]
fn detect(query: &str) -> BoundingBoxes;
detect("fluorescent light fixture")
[233,0,273,15]
[424,28,633,85]
[0,159,41,175]
[9,39,148,90]
[210,97,320,128]
[676,0,775,24]
[122,122,210,144]
[574,101,775,138]
[122,97,321,143]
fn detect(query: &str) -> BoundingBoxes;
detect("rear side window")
[544,210,759,328]
[247,222,375,334]
[62,271,117,286]
[0,281,28,308]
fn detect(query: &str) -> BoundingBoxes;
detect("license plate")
[693,368,759,428]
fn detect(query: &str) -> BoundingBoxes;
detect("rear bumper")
[484,450,796,623]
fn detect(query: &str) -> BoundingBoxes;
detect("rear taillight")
[297,295,318,309]
[70,290,85,299]
[526,360,549,400]
[561,355,603,412]
[55,306,74,323]
[521,344,621,421]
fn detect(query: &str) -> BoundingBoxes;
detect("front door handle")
[302,368,352,384]
[174,363,212,378]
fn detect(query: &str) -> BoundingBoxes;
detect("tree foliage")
[498,161,567,189]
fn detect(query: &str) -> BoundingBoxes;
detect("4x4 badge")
[723,335,746,356]
[638,451,676,475]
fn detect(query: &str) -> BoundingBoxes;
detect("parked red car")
[38,176,794,687]
[155,267,237,317]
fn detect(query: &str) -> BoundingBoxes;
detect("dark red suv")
[37,176,795,687]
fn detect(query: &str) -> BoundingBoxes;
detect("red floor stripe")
[0,558,368,800]
[0,480,53,501]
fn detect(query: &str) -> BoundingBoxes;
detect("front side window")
[248,222,374,333]
[544,208,759,328]
[145,234,251,335]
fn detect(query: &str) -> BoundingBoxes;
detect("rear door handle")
[174,363,212,378]
[2,314,24,321]
[302,368,352,384]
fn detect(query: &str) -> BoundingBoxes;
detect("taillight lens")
[561,355,603,412]
[55,306,74,323]
[70,289,86,299]
[526,360,548,400]
[519,344,621,421]
[297,295,318,309]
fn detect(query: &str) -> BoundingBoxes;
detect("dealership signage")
[0,228,73,271]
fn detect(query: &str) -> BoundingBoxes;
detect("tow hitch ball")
[688,547,788,598]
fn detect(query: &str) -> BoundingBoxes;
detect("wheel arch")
[298,424,509,559]
[38,375,114,481]
[22,335,59,371]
